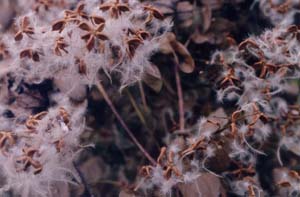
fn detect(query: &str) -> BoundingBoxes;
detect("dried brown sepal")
[127,37,143,58]
[128,28,151,40]
[253,61,278,78]
[33,0,52,12]
[14,32,23,41]
[90,15,105,25]
[0,131,15,156]
[163,166,172,179]
[248,185,256,197]
[54,37,69,56]
[0,132,15,147]
[59,107,70,125]
[226,36,237,46]
[0,42,9,60]
[144,5,164,25]
[219,68,240,87]
[157,147,167,165]
[20,49,40,62]
[78,22,91,31]
[238,39,259,51]
[95,33,109,40]
[19,50,29,59]
[14,16,34,41]
[75,58,87,75]
[117,3,130,12]
[32,51,40,62]
[65,2,88,19]
[288,170,300,179]
[52,19,66,32]
[99,4,111,12]
[16,147,43,174]
[33,111,48,120]
[287,25,298,33]
[139,165,153,177]
[53,139,64,152]
[86,35,95,51]
[144,5,164,20]
[96,23,105,32]
[99,0,130,19]
[277,181,292,187]
[269,0,291,14]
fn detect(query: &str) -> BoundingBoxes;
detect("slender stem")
[175,64,185,132]
[96,82,156,165]
[126,89,146,126]
[73,161,93,197]
[138,81,148,111]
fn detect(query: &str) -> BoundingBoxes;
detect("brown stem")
[175,64,185,132]
[96,82,156,165]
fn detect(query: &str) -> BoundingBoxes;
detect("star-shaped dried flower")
[14,16,34,41]
[99,0,130,19]
[78,21,109,51]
